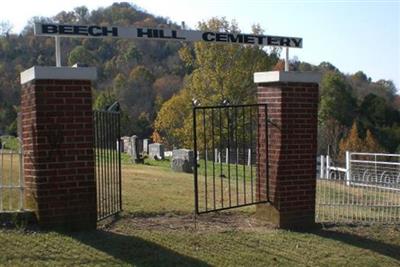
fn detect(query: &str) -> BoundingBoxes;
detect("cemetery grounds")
[0,153,399,266]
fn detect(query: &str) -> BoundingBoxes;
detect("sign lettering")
[35,23,302,48]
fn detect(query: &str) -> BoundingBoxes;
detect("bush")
[0,135,21,151]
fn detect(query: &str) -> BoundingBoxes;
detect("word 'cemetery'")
[35,23,303,48]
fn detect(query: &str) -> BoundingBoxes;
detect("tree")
[0,21,12,37]
[318,61,339,73]
[153,75,182,101]
[113,73,127,95]
[319,72,357,127]
[128,66,154,83]
[123,44,141,65]
[93,90,117,110]
[359,93,399,129]
[364,130,384,152]
[339,122,385,159]
[154,89,192,147]
[74,6,89,23]
[338,122,364,159]
[351,71,370,83]
[318,118,346,160]
[154,18,278,147]
[131,112,152,138]
[373,79,397,102]
[374,126,400,153]
[68,45,97,66]
[0,103,17,135]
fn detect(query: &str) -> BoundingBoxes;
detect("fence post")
[226,148,229,164]
[254,71,321,229]
[320,155,325,179]
[346,151,351,185]
[20,66,97,230]
[326,155,330,179]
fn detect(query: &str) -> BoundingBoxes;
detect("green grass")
[0,136,20,151]
[106,152,254,181]
[0,159,400,266]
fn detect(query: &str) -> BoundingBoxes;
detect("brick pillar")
[20,66,97,230]
[255,71,321,230]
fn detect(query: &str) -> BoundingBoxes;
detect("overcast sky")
[1,0,399,88]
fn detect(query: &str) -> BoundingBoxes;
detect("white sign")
[34,23,303,48]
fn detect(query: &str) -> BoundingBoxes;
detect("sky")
[1,0,399,88]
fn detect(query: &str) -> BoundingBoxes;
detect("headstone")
[143,139,149,154]
[164,151,173,157]
[149,143,164,160]
[171,149,194,173]
[130,135,138,159]
[121,136,131,154]
[130,135,144,163]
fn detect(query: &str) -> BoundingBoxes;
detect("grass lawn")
[0,159,400,266]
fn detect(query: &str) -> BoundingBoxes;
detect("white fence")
[211,148,253,166]
[0,140,24,211]
[317,151,400,224]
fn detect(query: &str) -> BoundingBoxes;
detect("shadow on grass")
[312,227,400,261]
[70,229,210,267]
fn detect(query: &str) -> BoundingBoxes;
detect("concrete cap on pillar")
[254,71,322,84]
[20,66,97,84]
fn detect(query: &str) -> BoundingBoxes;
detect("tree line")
[0,2,398,160]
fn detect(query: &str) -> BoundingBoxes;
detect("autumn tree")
[154,18,278,147]
[364,130,384,153]
[338,122,364,159]
[339,122,385,159]
[153,89,192,147]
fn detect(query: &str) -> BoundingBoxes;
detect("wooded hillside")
[0,2,399,157]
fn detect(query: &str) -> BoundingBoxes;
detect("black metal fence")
[193,104,270,214]
[93,110,122,221]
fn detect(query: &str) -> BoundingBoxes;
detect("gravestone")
[143,139,149,154]
[130,135,144,163]
[148,143,164,160]
[171,149,194,173]
[121,136,131,154]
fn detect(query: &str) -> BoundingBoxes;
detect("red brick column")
[20,66,97,230]
[255,71,321,229]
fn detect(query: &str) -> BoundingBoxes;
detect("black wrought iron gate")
[94,110,122,221]
[193,103,270,214]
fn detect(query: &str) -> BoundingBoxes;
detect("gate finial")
[192,98,200,107]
